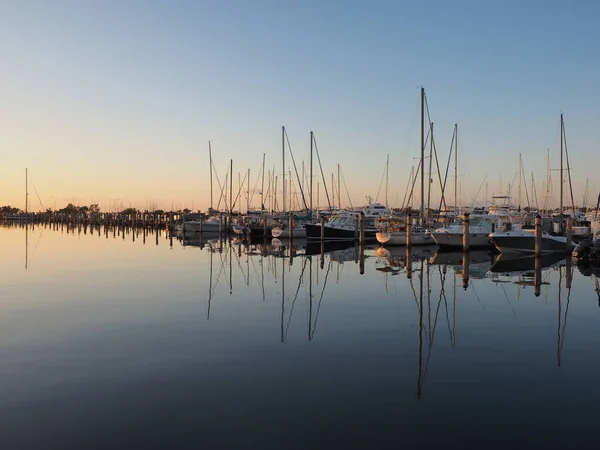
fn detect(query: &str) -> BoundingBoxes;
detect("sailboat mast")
[310,131,314,214]
[454,124,458,218]
[261,153,265,212]
[517,153,523,211]
[427,122,434,222]
[229,159,233,216]
[385,154,389,210]
[25,168,28,214]
[420,87,425,225]
[247,168,250,213]
[337,164,341,210]
[282,126,286,213]
[560,114,564,231]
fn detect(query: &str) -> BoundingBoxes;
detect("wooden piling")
[359,212,365,246]
[534,215,543,256]
[462,212,470,251]
[406,214,412,247]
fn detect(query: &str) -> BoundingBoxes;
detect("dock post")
[462,212,470,251]
[566,216,573,250]
[199,217,203,235]
[535,215,543,256]
[405,246,412,279]
[359,212,365,246]
[406,214,412,247]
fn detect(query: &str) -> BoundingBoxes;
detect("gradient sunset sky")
[1,0,598,212]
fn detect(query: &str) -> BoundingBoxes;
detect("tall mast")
[25,168,28,214]
[427,123,434,222]
[247,168,250,213]
[337,164,341,209]
[261,153,265,212]
[229,159,233,215]
[518,153,522,210]
[208,141,213,211]
[282,126,286,213]
[454,123,458,217]
[420,87,425,224]
[385,155,389,209]
[560,114,564,231]
[310,131,314,214]
[331,173,335,209]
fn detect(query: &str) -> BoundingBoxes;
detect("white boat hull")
[431,231,493,249]
[376,231,434,246]
[271,226,307,238]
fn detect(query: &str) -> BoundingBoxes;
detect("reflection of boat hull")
[174,220,221,233]
[304,240,362,256]
[490,252,567,275]
[490,231,571,254]
[431,232,492,249]
[305,223,376,240]
[428,249,493,266]
[377,244,437,259]
[271,226,306,238]
[375,231,433,246]
[232,225,272,238]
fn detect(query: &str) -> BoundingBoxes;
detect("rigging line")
[521,160,531,209]
[438,266,454,346]
[284,128,309,210]
[230,171,248,212]
[26,226,45,266]
[438,127,456,213]
[562,119,576,211]
[27,173,45,210]
[312,135,332,210]
[470,175,488,208]
[211,161,228,211]
[400,166,414,211]
[430,126,448,216]
[248,162,264,208]
[470,282,486,310]
[213,247,230,291]
[232,245,250,285]
[374,158,387,204]
[559,282,571,361]
[406,158,423,208]
[283,257,308,342]
[340,170,354,210]
[311,258,333,336]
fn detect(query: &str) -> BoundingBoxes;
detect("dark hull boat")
[489,230,572,255]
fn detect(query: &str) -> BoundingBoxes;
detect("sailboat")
[490,114,572,255]
[271,127,309,238]
[375,88,433,246]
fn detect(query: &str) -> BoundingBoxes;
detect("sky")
[1,0,599,212]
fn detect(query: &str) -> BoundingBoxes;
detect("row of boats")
[175,199,600,256]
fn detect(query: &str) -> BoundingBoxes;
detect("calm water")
[1,224,600,449]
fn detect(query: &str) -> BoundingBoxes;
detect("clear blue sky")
[1,0,598,211]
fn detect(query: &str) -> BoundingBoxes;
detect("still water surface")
[1,224,600,449]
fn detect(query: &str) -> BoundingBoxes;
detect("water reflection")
[4,223,600,447]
